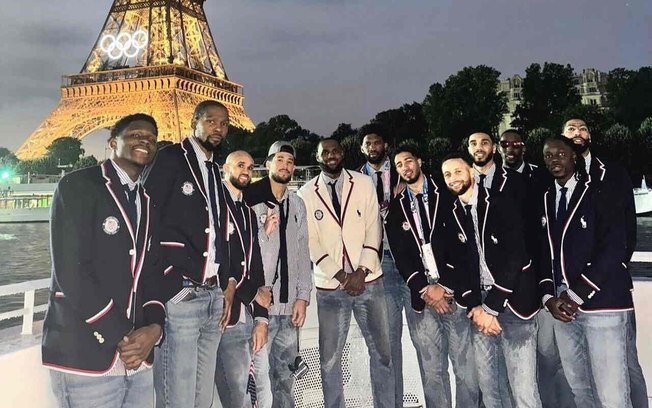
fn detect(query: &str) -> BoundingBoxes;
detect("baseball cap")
[267,141,296,160]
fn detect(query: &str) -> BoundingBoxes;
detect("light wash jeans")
[214,309,255,408]
[153,288,223,408]
[50,368,154,408]
[554,308,632,408]
[254,315,299,408]
[383,252,480,408]
[473,306,541,408]
[627,310,649,408]
[536,310,576,408]
[316,279,395,408]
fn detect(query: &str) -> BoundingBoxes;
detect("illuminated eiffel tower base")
[16,0,254,160]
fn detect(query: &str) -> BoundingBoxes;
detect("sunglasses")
[499,141,524,148]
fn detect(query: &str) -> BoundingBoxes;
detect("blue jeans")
[254,315,298,408]
[153,288,223,408]
[50,368,154,408]
[473,307,541,408]
[627,310,649,408]
[381,253,411,407]
[406,304,480,408]
[554,309,632,408]
[536,310,576,408]
[316,279,395,408]
[215,309,254,408]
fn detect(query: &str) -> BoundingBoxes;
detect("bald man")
[214,151,270,408]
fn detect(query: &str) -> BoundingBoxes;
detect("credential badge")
[458,233,466,243]
[181,181,194,196]
[259,214,267,224]
[402,221,410,231]
[314,209,323,221]
[102,216,120,235]
[541,216,547,228]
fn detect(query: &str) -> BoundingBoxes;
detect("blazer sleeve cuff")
[406,272,429,295]
[235,280,258,305]
[142,300,166,327]
[483,291,508,314]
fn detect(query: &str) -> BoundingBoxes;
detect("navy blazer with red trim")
[144,139,232,299]
[445,187,539,319]
[42,161,168,375]
[385,175,458,311]
[537,173,634,311]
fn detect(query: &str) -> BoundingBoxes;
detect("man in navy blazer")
[441,153,541,408]
[214,150,270,408]
[145,101,263,407]
[538,135,643,408]
[43,114,167,407]
[385,147,479,408]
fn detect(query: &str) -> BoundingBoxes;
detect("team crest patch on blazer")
[490,234,498,244]
[228,222,236,235]
[458,233,466,243]
[580,216,587,229]
[314,210,323,220]
[402,221,410,231]
[102,216,120,235]
[181,181,194,196]
[541,216,547,227]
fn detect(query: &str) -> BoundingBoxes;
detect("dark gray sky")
[1,0,650,158]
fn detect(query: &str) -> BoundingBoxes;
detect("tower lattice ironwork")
[16,0,255,160]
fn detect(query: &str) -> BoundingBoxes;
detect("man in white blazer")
[297,138,394,408]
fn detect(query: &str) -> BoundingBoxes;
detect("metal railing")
[0,278,49,334]
[1,252,651,336]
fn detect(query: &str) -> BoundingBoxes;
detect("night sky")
[1,0,650,158]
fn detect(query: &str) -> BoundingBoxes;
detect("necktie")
[375,171,384,204]
[415,193,430,244]
[277,199,289,303]
[553,187,568,284]
[329,181,341,219]
[124,185,138,229]
[478,174,487,189]
[463,204,481,280]
[205,161,224,261]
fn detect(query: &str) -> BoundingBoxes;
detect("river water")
[1,218,651,328]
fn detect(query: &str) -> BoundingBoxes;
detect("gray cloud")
[1,0,650,152]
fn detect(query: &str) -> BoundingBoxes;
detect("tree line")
[2,63,651,182]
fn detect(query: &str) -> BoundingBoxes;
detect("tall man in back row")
[298,138,394,408]
[356,125,406,407]
[145,100,239,407]
[43,114,167,407]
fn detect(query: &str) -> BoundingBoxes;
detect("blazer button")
[129,249,136,256]
[241,261,245,266]
[99,338,105,344]
[205,228,210,233]
[93,331,99,337]
[203,252,208,257]
[205,207,209,211]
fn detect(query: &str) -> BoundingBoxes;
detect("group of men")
[41,97,646,408]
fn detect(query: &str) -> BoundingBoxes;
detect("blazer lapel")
[398,189,421,249]
[340,170,355,225]
[100,161,136,244]
[451,200,468,242]
[181,138,208,201]
[478,189,490,251]
[427,177,440,235]
[314,175,340,224]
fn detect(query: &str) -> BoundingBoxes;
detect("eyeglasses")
[499,141,524,148]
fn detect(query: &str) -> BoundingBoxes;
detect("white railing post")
[21,289,35,335]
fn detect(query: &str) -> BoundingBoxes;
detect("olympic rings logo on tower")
[99,30,148,60]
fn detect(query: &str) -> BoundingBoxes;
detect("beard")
[473,150,494,167]
[449,178,473,197]
[199,138,222,153]
[271,172,291,184]
[405,168,422,185]
[229,175,249,191]
[366,151,386,165]
[572,137,591,154]
[318,161,343,176]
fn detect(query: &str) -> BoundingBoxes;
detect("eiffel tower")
[15,0,255,160]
